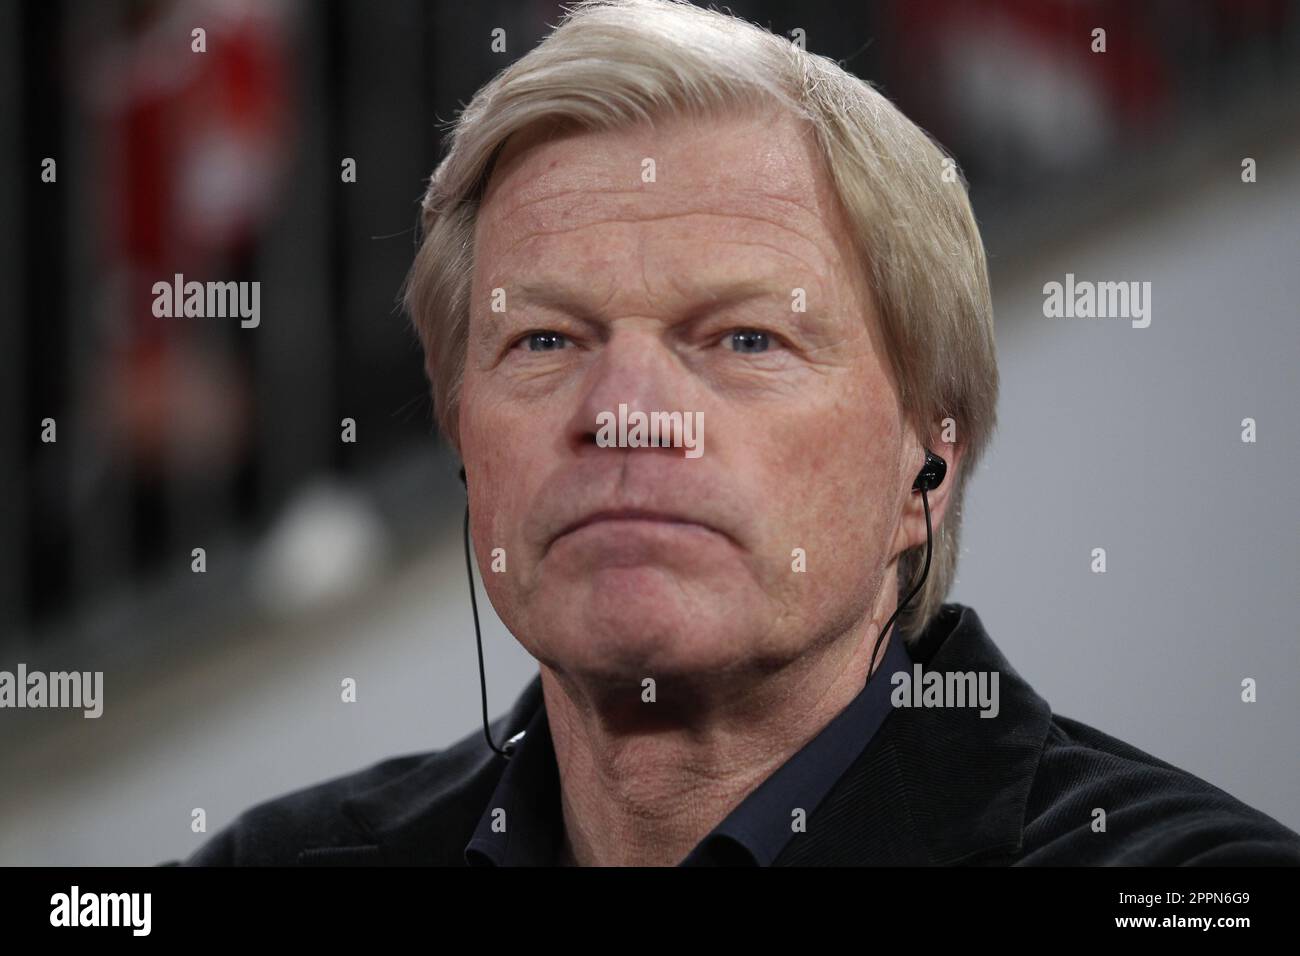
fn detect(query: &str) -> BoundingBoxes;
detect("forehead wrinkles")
[477,185,845,290]
[470,114,869,317]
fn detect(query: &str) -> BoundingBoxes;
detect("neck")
[541,603,898,867]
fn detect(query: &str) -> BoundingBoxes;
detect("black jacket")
[179,604,1300,866]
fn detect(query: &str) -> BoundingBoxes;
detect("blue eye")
[525,331,568,351]
[729,330,771,353]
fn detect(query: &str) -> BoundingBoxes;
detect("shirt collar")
[463,698,560,866]
[464,632,912,867]
[681,632,911,865]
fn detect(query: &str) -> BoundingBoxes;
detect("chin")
[536,593,758,681]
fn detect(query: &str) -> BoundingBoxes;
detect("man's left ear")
[895,438,962,557]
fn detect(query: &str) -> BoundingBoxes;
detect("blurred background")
[1,0,1297,865]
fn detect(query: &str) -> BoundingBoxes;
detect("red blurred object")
[84,0,297,471]
[885,0,1174,168]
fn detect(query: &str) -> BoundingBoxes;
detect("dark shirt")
[464,632,912,867]
[177,604,1300,866]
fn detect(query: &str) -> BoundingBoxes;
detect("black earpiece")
[864,448,947,691]
[459,467,467,487]
[912,450,947,492]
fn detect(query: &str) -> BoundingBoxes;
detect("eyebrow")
[511,276,796,324]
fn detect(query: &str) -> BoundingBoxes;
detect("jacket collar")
[335,603,1052,866]
[336,680,542,865]
[772,604,1053,865]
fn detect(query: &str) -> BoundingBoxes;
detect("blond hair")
[401,0,998,639]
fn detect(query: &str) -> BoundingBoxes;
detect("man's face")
[460,109,919,689]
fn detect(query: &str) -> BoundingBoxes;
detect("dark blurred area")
[3,0,1296,653]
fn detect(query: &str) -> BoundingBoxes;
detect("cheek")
[459,380,540,570]
[761,376,900,576]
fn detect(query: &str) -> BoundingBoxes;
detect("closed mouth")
[552,509,721,548]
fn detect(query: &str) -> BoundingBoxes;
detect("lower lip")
[555,518,724,546]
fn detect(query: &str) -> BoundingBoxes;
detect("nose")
[565,326,698,459]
